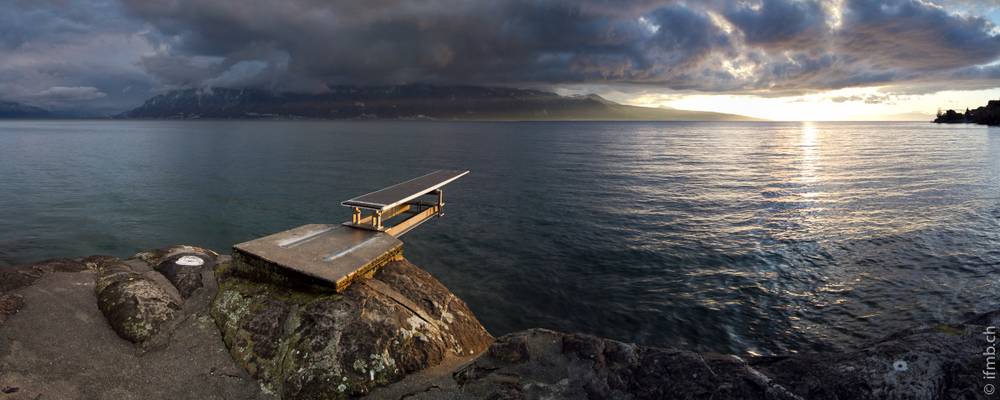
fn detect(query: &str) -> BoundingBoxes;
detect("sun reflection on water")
[798,121,821,189]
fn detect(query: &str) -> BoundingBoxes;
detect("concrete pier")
[232,224,403,292]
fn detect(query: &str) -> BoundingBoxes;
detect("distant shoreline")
[934,99,1000,126]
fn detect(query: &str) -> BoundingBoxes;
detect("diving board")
[343,170,469,237]
[232,170,469,292]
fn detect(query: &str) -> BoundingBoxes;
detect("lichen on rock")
[210,258,493,399]
[94,261,181,344]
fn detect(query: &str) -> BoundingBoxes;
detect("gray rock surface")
[0,295,23,327]
[0,258,88,293]
[0,251,268,399]
[0,258,89,329]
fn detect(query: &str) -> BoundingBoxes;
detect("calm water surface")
[1,120,998,355]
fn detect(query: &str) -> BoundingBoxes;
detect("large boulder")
[210,258,493,399]
[95,261,181,344]
[92,245,219,345]
[154,250,218,298]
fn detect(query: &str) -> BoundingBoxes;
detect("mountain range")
[119,85,759,121]
[0,101,49,118]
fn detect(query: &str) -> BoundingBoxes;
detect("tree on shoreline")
[933,101,1000,126]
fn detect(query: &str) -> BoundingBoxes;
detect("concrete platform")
[232,224,403,292]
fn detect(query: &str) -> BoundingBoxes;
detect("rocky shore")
[0,245,993,399]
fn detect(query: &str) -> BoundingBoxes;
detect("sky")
[2,0,1000,120]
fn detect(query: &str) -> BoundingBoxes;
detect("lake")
[0,120,998,355]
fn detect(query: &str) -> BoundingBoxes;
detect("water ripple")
[0,120,997,355]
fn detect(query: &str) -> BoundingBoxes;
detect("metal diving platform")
[232,170,468,292]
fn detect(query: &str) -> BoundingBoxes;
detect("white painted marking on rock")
[176,255,205,266]
[277,227,334,248]
[324,237,379,262]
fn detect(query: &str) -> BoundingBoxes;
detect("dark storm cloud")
[118,0,738,89]
[2,0,1000,111]
[839,0,1000,71]
[116,0,1000,94]
[721,0,828,47]
[0,0,157,113]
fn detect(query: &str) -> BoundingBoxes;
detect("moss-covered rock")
[95,261,181,344]
[210,258,493,399]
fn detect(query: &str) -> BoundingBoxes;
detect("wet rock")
[752,312,1000,400]
[95,261,181,344]
[210,258,493,399]
[441,329,787,400]
[394,313,1000,400]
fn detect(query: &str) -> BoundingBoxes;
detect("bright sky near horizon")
[3,0,1000,120]
[609,86,1000,121]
